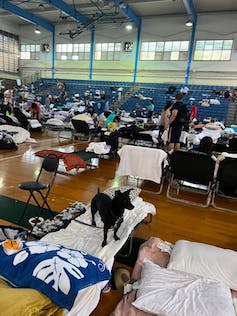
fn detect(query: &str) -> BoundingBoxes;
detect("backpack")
[0,131,18,150]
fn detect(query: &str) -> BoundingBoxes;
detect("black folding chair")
[18,154,59,224]
[211,157,237,213]
[166,150,216,207]
[71,119,97,141]
[228,137,237,153]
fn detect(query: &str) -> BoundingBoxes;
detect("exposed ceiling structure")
[0,0,237,38]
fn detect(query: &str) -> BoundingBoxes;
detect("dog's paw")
[114,235,120,241]
[102,240,107,247]
[92,221,96,226]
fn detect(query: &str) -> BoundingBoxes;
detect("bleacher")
[35,79,231,122]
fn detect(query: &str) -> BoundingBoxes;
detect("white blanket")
[117,145,167,184]
[86,141,111,154]
[0,124,30,144]
[42,196,156,316]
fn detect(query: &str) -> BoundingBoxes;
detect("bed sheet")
[111,238,237,316]
[42,196,156,316]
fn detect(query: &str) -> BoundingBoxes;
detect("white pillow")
[132,260,236,316]
[167,240,237,291]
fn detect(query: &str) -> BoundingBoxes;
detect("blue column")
[133,21,142,83]
[89,27,95,81]
[185,20,197,85]
[52,28,55,79]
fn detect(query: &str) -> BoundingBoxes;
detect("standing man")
[165,93,185,152]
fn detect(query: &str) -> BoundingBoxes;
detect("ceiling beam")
[42,0,92,27]
[114,0,141,28]
[182,0,197,23]
[0,0,54,32]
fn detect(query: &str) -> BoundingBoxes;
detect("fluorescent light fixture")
[34,28,41,34]
[185,20,193,27]
[125,23,133,31]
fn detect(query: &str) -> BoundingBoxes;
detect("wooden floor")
[1,130,237,316]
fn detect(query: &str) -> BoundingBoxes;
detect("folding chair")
[117,145,168,195]
[211,157,237,213]
[228,138,237,153]
[166,150,216,207]
[18,154,59,224]
[72,119,97,141]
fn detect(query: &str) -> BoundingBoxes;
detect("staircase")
[225,102,237,125]
[110,84,140,111]
[39,83,58,95]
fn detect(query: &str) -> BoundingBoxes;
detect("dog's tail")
[97,188,100,194]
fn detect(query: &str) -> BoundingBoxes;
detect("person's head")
[31,102,37,109]
[221,128,235,139]
[199,136,213,155]
[175,93,183,101]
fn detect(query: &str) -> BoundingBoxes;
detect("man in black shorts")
[166,93,184,152]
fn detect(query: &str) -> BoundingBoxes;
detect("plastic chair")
[211,157,237,213]
[166,150,216,207]
[18,154,59,224]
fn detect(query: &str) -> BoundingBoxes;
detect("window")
[194,40,233,61]
[140,41,189,61]
[56,43,90,60]
[94,42,121,60]
[0,31,19,73]
[20,44,40,60]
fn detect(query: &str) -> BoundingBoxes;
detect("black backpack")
[0,131,18,150]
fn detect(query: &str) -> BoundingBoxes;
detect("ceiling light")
[34,28,41,34]
[125,23,133,31]
[185,20,193,27]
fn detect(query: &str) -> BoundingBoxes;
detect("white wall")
[1,12,237,85]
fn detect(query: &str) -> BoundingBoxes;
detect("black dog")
[91,189,134,247]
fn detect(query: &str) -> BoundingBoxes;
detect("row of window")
[20,39,234,62]
[0,31,19,73]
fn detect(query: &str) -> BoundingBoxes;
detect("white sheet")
[42,196,156,315]
[117,145,167,184]
[133,260,236,316]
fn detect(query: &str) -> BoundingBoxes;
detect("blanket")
[35,150,86,171]
[117,145,167,184]
[42,196,156,316]
[0,278,63,316]
[0,124,30,144]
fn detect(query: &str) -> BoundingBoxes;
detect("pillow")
[103,186,141,202]
[31,201,87,238]
[167,240,237,290]
[0,240,110,310]
[132,237,172,281]
[132,260,236,316]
